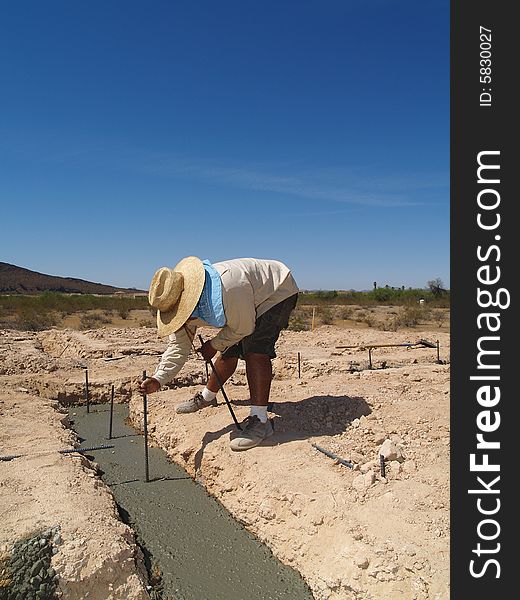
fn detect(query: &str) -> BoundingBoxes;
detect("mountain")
[0,262,145,295]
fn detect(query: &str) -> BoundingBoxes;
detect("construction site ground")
[0,322,450,600]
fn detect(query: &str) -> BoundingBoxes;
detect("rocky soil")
[0,324,450,599]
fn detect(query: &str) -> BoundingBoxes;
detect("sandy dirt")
[0,323,450,599]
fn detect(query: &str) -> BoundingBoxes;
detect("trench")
[69,403,315,600]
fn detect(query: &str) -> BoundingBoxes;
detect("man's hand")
[138,377,161,395]
[199,340,217,362]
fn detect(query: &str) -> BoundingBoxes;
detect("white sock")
[201,388,217,402]
[250,405,268,423]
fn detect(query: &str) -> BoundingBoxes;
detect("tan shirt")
[152,258,298,386]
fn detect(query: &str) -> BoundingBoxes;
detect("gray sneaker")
[229,415,274,451]
[176,391,217,414]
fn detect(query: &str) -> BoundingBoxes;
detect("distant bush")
[0,292,152,331]
[338,306,354,320]
[288,311,310,331]
[0,292,149,324]
[79,312,111,330]
[380,317,398,332]
[319,307,334,325]
[14,308,57,331]
[138,318,153,327]
[298,288,450,308]
[433,310,446,328]
[394,305,430,328]
[362,314,377,328]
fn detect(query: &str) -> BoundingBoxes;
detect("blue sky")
[0,0,449,291]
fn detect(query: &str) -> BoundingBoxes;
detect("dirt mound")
[0,331,84,375]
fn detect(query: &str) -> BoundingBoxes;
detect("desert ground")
[0,312,450,599]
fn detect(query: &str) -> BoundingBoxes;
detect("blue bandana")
[190,260,226,327]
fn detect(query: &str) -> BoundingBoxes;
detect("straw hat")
[148,256,205,337]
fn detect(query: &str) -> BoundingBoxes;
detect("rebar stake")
[298,352,301,379]
[380,454,386,478]
[198,335,242,430]
[437,340,441,363]
[368,348,373,369]
[142,370,150,482]
[85,369,90,413]
[1,444,115,462]
[108,384,114,440]
[312,443,354,469]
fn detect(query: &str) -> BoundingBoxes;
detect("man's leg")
[231,294,298,448]
[229,352,274,450]
[245,352,272,406]
[206,354,239,393]
[176,353,238,413]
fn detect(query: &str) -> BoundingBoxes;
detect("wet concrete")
[70,404,314,600]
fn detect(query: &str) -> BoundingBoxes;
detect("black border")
[451,1,515,595]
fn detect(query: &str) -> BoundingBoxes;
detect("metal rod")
[59,444,115,455]
[380,454,386,478]
[85,369,90,413]
[108,384,114,440]
[142,370,150,482]
[336,342,417,349]
[437,340,441,363]
[1,444,115,462]
[198,335,242,430]
[417,338,437,349]
[298,352,301,379]
[368,347,372,369]
[312,443,354,469]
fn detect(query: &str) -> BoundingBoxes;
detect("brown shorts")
[221,293,298,360]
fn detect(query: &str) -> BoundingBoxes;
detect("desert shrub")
[362,314,377,328]
[117,308,130,319]
[288,312,310,331]
[319,307,334,325]
[433,310,446,328]
[79,313,108,330]
[138,318,153,327]
[14,309,57,331]
[0,292,149,315]
[349,309,369,324]
[380,317,398,332]
[394,305,431,328]
[339,306,354,320]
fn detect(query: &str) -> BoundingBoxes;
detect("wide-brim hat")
[148,256,205,337]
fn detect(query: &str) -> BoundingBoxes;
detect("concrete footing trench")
[69,403,314,600]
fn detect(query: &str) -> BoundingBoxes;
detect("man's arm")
[139,323,195,393]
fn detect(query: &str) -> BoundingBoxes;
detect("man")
[139,256,299,451]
